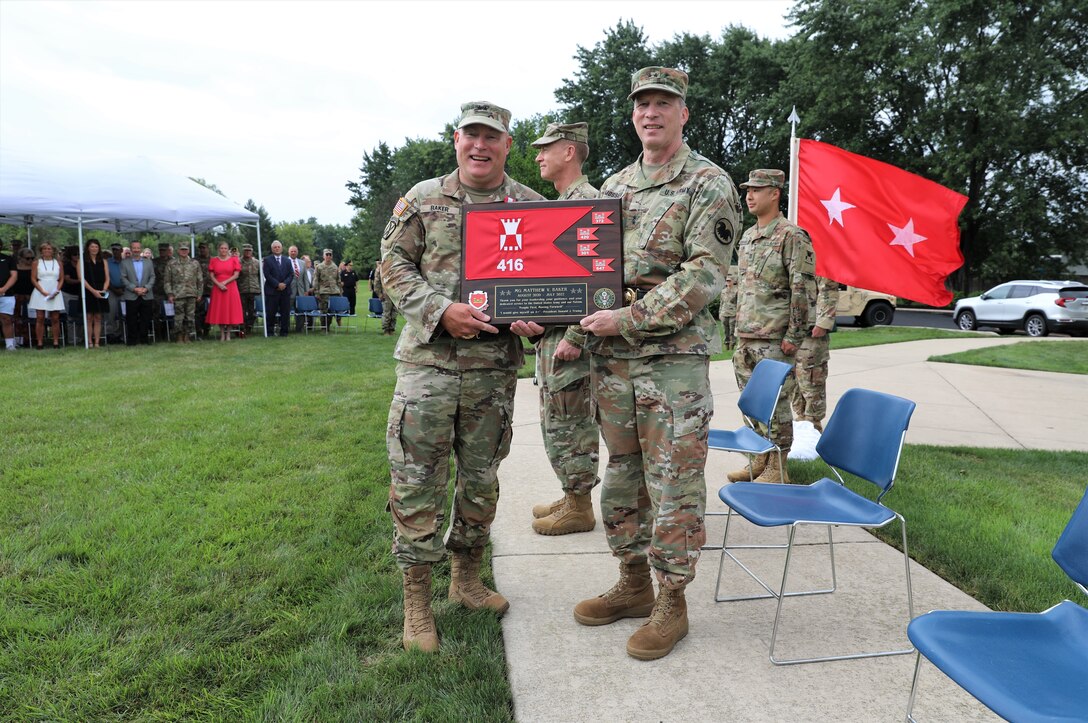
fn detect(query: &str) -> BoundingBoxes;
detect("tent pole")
[256,223,267,337]
[78,218,90,349]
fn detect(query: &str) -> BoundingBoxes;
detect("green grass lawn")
[2,322,1082,719]
[929,339,1088,375]
[0,321,511,721]
[789,446,1088,612]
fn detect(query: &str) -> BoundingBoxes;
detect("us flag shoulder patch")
[393,197,409,217]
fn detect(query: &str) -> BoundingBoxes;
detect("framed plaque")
[460,198,623,325]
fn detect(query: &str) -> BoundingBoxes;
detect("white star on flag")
[887,218,927,257]
[820,188,855,227]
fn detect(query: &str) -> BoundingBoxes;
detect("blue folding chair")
[714,387,917,664]
[365,296,384,332]
[294,295,322,333]
[708,358,793,481]
[327,295,353,332]
[905,485,1088,721]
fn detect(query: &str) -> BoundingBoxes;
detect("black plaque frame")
[460,198,623,325]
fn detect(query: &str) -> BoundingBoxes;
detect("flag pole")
[787,106,800,224]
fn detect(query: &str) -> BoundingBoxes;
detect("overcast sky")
[0,0,793,226]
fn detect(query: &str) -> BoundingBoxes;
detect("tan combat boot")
[448,548,509,615]
[402,564,439,653]
[626,585,689,660]
[531,492,595,535]
[754,453,790,484]
[531,496,565,519]
[727,452,769,482]
[573,560,655,625]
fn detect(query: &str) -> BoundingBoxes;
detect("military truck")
[836,285,896,326]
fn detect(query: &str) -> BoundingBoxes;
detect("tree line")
[345,0,1086,295]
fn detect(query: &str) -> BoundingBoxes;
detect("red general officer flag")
[796,139,967,306]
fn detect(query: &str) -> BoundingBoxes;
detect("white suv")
[954,280,1088,337]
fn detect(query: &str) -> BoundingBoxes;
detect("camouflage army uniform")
[165,254,204,339]
[718,264,739,350]
[238,252,261,333]
[312,259,342,332]
[791,274,838,426]
[371,267,399,335]
[588,144,741,589]
[381,170,544,571]
[537,175,600,499]
[733,214,815,453]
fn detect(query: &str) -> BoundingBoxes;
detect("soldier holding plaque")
[573,67,742,660]
[524,122,601,537]
[380,101,544,654]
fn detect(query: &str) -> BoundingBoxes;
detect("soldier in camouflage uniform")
[381,101,545,653]
[164,241,203,343]
[526,122,601,536]
[372,265,399,335]
[791,274,838,431]
[718,264,739,350]
[729,169,815,484]
[312,248,342,332]
[573,68,741,661]
[237,243,261,336]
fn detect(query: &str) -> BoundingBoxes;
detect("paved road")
[840,307,1083,337]
[836,308,954,330]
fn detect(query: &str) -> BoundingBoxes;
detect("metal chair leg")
[905,651,923,722]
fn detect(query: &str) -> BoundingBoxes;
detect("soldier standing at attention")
[380,101,544,653]
[372,265,399,336]
[237,243,261,337]
[791,274,838,431]
[164,241,203,343]
[719,264,739,350]
[526,122,601,536]
[574,67,741,660]
[728,169,815,484]
[312,249,342,333]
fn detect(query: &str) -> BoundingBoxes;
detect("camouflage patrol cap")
[242,244,253,251]
[457,101,511,134]
[158,242,170,250]
[531,122,590,147]
[322,248,334,256]
[627,66,688,100]
[176,242,190,251]
[739,169,786,189]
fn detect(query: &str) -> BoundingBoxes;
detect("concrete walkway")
[491,336,1087,722]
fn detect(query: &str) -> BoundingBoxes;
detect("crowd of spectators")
[0,238,384,350]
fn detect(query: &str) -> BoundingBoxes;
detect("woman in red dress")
[206,242,243,341]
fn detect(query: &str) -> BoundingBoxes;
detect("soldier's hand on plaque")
[509,320,545,338]
[554,339,581,361]
[440,302,498,340]
[580,309,620,337]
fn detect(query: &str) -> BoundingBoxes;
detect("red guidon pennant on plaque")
[464,206,594,280]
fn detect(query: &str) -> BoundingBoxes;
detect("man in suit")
[262,240,293,336]
[121,239,156,345]
[288,246,312,333]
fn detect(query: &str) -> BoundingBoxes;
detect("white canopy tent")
[0,150,265,345]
